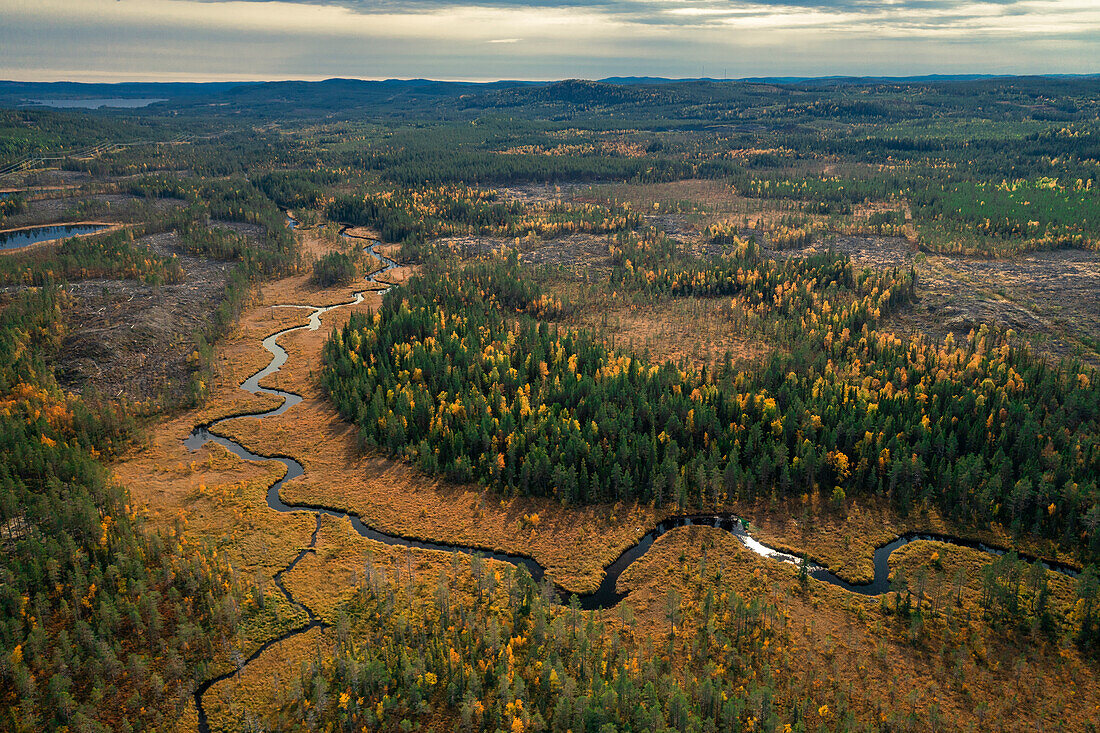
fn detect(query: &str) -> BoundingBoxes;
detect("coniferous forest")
[323,249,1099,555]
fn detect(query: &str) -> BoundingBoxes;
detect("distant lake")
[0,224,108,250]
[23,98,167,109]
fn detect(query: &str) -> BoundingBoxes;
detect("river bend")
[185,221,1078,730]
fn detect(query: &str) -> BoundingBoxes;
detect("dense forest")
[313,250,358,287]
[323,247,1100,557]
[326,184,638,251]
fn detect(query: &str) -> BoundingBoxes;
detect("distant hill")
[2,74,1097,119]
[0,80,260,102]
[601,74,1100,85]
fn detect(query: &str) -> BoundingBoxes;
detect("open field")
[202,625,330,733]
[543,275,768,370]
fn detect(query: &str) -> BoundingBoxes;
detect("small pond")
[0,224,108,250]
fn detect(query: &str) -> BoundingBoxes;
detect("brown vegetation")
[617,526,1100,731]
[202,626,331,733]
[544,276,767,371]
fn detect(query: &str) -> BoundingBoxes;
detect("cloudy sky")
[1,0,1098,82]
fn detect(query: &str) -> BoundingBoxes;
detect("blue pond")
[0,224,108,250]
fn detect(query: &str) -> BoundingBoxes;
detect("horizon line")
[2,72,1100,87]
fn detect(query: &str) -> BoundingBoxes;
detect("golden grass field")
[202,625,331,732]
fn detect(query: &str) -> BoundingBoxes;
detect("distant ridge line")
[2,73,1099,95]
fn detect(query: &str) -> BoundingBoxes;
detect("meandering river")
[184,219,1078,730]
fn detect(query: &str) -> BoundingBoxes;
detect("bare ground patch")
[435,230,617,273]
[888,247,1100,366]
[561,295,764,370]
[57,231,235,403]
[3,192,184,228]
[56,223,381,405]
[790,232,917,269]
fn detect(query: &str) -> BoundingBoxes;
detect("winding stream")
[185,219,1078,730]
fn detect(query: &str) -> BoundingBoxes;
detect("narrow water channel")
[185,219,1078,730]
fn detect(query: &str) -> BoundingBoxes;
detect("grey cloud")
[2,0,1097,82]
[189,0,1034,17]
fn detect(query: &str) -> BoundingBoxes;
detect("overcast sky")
[1,0,1098,82]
